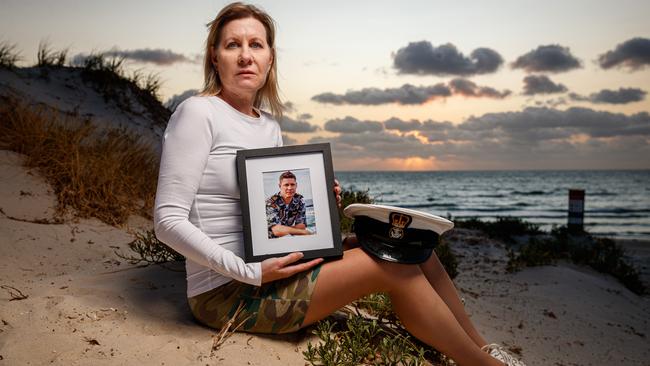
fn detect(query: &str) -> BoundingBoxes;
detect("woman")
[154,3,524,366]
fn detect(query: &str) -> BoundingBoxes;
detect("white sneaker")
[481,343,527,366]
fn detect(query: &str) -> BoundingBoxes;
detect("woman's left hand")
[334,178,342,208]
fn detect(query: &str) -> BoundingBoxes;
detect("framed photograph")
[236,143,342,263]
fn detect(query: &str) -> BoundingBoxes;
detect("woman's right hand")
[260,252,323,284]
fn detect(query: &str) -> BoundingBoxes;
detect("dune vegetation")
[0,96,159,225]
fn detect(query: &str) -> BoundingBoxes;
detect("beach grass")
[36,40,68,67]
[0,41,21,69]
[0,96,159,225]
[129,68,163,101]
[79,52,169,123]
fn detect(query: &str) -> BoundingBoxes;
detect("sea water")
[335,170,650,240]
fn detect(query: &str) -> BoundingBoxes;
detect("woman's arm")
[153,98,263,286]
[270,224,310,237]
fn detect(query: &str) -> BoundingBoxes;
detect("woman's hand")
[261,252,324,284]
[334,178,342,208]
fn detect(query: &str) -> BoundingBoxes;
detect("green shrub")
[434,239,459,279]
[339,188,373,233]
[507,236,560,272]
[570,236,645,295]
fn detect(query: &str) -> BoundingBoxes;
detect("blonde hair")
[201,2,283,119]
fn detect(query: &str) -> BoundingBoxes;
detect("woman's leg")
[302,248,503,366]
[419,252,488,347]
[344,235,489,348]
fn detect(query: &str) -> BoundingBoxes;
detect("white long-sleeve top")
[154,96,283,297]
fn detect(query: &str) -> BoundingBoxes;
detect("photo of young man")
[265,170,315,239]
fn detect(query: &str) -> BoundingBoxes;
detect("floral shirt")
[266,193,306,238]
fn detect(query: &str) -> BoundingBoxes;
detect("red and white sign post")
[568,189,585,233]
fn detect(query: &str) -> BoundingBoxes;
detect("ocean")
[335,170,650,240]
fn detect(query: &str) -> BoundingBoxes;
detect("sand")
[1,149,649,365]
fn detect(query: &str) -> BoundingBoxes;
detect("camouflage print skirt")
[188,265,321,334]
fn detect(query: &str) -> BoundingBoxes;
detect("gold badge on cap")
[388,212,412,239]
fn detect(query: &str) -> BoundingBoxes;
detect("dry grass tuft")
[115,229,184,265]
[1,285,29,301]
[36,40,68,67]
[0,41,21,69]
[0,96,159,225]
[78,52,169,125]
[210,302,253,356]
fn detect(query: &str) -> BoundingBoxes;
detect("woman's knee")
[327,248,423,292]
[378,259,424,284]
[353,252,426,293]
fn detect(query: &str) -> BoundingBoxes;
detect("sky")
[1,0,649,170]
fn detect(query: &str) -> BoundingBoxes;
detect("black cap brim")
[357,231,434,264]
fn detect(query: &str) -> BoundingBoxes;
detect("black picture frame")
[236,143,342,263]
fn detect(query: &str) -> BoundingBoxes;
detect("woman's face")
[212,17,273,98]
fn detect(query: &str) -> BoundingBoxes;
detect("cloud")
[590,88,646,104]
[324,116,383,133]
[312,80,509,106]
[72,48,192,66]
[458,107,650,140]
[283,101,296,113]
[310,130,436,159]
[421,120,455,130]
[312,83,451,105]
[533,97,568,108]
[445,108,650,168]
[279,115,319,133]
[598,37,650,70]
[165,89,198,111]
[107,48,191,65]
[311,107,650,169]
[449,78,511,98]
[568,92,589,102]
[384,117,423,132]
[298,113,313,120]
[570,87,647,104]
[384,117,454,132]
[512,45,581,73]
[393,41,503,76]
[522,75,568,95]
